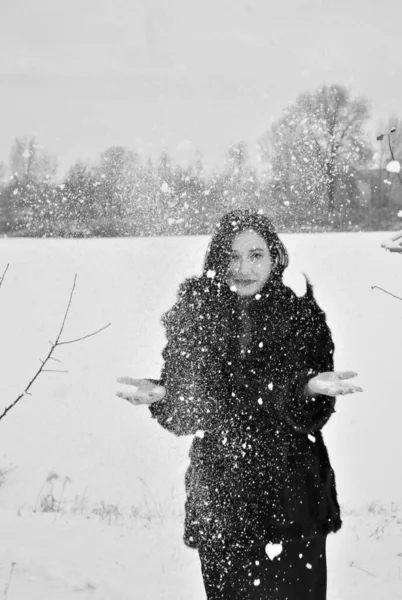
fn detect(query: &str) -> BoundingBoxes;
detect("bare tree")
[62,160,98,223]
[10,137,57,185]
[95,146,141,219]
[140,0,171,59]
[5,137,58,233]
[260,84,372,221]
[0,273,111,423]
[0,162,8,188]
[215,142,261,213]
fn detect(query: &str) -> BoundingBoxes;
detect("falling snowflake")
[265,543,283,560]
[386,160,401,174]
[253,579,260,586]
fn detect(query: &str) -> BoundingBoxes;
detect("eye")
[250,251,264,260]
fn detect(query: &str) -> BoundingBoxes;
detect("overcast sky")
[1,0,401,176]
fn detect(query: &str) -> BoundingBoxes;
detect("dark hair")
[163,210,303,363]
[203,209,289,288]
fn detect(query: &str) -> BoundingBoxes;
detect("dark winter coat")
[149,275,342,552]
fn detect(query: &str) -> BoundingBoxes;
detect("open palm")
[381,230,402,253]
[306,371,363,397]
[116,377,166,405]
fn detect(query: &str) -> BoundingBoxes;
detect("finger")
[314,382,363,396]
[333,371,358,380]
[320,387,338,397]
[116,391,140,404]
[148,387,165,398]
[387,230,402,242]
[349,384,363,392]
[382,240,402,251]
[116,391,132,400]
[116,376,142,387]
[337,385,363,395]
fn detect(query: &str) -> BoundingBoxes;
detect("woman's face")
[226,230,273,297]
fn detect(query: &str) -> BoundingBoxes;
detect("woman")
[117,210,362,599]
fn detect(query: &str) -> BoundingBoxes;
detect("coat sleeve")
[148,297,230,437]
[274,290,336,434]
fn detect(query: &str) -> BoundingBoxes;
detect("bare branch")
[0,275,111,422]
[0,392,29,421]
[0,263,10,290]
[57,322,111,346]
[349,561,376,578]
[4,562,16,599]
[0,338,60,419]
[55,274,77,345]
[377,130,402,188]
[387,133,402,188]
[371,285,402,302]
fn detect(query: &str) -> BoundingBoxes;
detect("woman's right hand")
[305,371,363,397]
[116,377,166,405]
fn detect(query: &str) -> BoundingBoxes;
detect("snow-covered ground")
[0,232,401,599]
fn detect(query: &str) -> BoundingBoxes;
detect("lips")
[233,279,258,286]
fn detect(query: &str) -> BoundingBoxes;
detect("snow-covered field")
[0,232,401,599]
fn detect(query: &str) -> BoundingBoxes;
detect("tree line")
[1,83,401,237]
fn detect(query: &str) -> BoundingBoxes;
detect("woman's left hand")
[381,230,402,253]
[306,371,363,397]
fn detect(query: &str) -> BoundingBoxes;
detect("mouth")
[232,279,258,286]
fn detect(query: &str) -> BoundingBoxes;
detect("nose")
[237,259,253,277]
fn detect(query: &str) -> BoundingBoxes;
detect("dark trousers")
[198,536,327,600]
